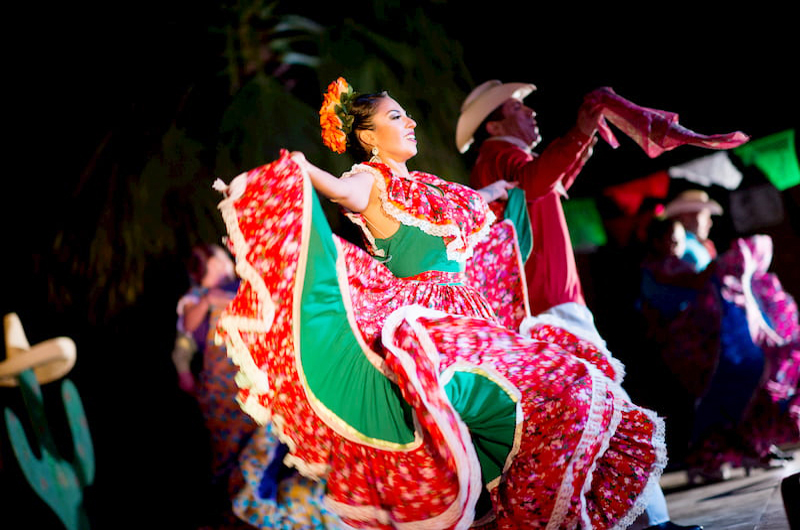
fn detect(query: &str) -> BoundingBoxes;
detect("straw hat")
[0,313,76,386]
[456,80,536,153]
[662,189,723,218]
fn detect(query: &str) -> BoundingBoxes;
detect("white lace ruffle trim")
[343,164,495,263]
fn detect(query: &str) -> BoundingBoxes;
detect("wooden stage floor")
[660,447,799,530]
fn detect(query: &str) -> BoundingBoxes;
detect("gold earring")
[370,147,381,164]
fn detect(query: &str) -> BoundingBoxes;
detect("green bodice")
[374,223,464,279]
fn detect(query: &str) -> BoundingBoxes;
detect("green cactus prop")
[5,371,95,530]
[1,313,94,530]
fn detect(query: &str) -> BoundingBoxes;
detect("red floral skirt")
[213,151,666,529]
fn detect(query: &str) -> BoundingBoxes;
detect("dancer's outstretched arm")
[291,152,373,213]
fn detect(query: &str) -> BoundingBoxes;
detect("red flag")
[603,170,671,216]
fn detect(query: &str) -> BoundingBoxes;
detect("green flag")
[563,197,607,252]
[734,129,800,191]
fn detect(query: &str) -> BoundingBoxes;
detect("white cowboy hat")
[662,189,723,218]
[456,80,536,153]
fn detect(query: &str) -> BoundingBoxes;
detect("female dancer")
[213,78,667,530]
[176,244,343,528]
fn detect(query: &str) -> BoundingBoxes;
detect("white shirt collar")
[487,135,534,155]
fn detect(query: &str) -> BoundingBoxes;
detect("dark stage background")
[3,2,798,528]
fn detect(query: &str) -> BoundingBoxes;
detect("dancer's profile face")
[202,251,234,288]
[358,97,418,163]
[694,209,713,240]
[667,222,687,257]
[492,98,541,148]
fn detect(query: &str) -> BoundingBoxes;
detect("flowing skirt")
[713,236,800,460]
[639,234,799,470]
[213,151,666,529]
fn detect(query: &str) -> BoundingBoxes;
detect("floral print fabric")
[344,161,494,262]
[213,150,667,529]
[232,424,345,529]
[177,279,338,529]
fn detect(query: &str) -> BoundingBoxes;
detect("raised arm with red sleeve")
[471,127,594,199]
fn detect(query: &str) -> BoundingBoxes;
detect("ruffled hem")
[520,303,625,385]
[215,152,484,529]
[384,307,667,529]
[213,151,667,529]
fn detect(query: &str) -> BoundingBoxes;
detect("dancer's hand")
[577,100,604,137]
[478,180,518,202]
[290,151,310,169]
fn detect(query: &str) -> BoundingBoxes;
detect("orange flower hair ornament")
[320,77,357,154]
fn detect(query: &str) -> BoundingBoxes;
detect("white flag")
[668,151,743,189]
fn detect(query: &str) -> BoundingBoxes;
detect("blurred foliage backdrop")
[2,3,485,526]
[40,0,477,323]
